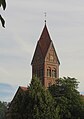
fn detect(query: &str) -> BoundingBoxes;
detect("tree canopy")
[23,76,60,119]
[7,77,84,119]
[0,0,6,27]
[0,101,7,119]
[49,77,84,119]
[7,77,60,119]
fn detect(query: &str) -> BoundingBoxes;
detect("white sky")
[0,0,84,101]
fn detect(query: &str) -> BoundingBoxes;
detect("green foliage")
[7,76,84,119]
[8,77,60,119]
[23,76,60,119]
[0,0,6,27]
[49,77,84,119]
[8,88,26,119]
[0,101,7,119]
[0,0,6,10]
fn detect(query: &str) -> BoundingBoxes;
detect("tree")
[7,77,60,119]
[23,76,60,119]
[7,87,26,119]
[0,0,6,27]
[0,101,7,119]
[7,76,84,119]
[49,77,84,119]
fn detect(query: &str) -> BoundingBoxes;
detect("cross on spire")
[44,12,47,23]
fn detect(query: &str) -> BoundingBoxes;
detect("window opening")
[47,68,51,77]
[52,69,57,78]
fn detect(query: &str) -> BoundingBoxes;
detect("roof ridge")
[20,86,28,91]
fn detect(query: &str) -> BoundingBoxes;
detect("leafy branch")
[0,0,6,28]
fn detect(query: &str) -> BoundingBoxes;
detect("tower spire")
[44,12,47,23]
[31,21,60,88]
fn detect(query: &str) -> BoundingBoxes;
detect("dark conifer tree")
[23,76,60,119]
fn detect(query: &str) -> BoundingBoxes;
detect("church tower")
[31,23,60,88]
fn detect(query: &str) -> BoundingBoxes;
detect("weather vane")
[44,12,47,23]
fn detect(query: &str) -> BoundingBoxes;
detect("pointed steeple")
[31,23,60,65]
[38,24,52,58]
[31,23,60,88]
[31,24,52,65]
[44,12,47,24]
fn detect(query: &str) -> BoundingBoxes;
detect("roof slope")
[31,24,52,64]
[8,86,28,109]
[31,23,60,65]
[38,24,52,58]
[20,86,28,91]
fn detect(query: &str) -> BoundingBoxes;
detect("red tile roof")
[20,86,28,91]
[81,94,84,98]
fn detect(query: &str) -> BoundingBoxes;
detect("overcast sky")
[0,0,84,102]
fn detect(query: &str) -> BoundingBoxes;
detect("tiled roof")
[9,86,28,108]
[31,23,60,64]
[81,94,84,98]
[20,86,28,91]
[38,24,52,58]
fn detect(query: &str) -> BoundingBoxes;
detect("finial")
[44,12,47,23]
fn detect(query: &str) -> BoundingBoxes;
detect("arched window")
[52,68,57,78]
[47,67,51,77]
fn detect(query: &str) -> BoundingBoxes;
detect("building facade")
[31,23,60,88]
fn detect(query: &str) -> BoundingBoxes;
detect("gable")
[8,87,27,110]
[31,24,60,65]
[45,42,60,64]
